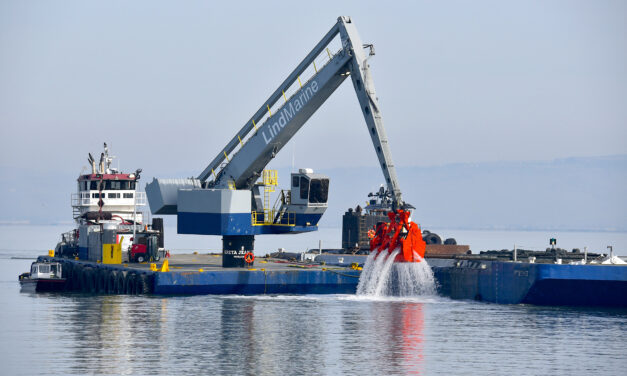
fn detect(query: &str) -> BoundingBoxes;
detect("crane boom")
[197,16,405,207]
[146,16,411,267]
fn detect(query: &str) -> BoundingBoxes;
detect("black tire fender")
[107,270,117,294]
[444,238,457,245]
[424,233,442,245]
[138,274,153,294]
[125,273,136,295]
[115,271,126,294]
[72,264,83,291]
[81,267,95,293]
[96,269,107,293]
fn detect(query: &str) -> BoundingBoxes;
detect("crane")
[146,16,422,267]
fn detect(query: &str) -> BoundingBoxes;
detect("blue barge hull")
[429,259,627,307]
[40,255,627,306]
[154,269,360,295]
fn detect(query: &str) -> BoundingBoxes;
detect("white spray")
[356,248,436,297]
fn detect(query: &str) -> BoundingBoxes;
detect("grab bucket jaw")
[369,210,426,262]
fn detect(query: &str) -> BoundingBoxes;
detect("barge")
[37,254,360,295]
[34,249,627,307]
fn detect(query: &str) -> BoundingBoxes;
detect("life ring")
[244,252,255,264]
[367,229,376,239]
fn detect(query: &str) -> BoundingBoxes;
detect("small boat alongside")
[19,260,66,292]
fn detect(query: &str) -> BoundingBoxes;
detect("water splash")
[356,248,436,297]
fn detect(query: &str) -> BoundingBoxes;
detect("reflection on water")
[4,292,627,376]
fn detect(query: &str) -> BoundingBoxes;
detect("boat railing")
[71,192,146,207]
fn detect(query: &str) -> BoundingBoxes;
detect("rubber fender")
[96,269,107,293]
[115,271,126,294]
[71,265,83,291]
[424,233,442,245]
[81,267,96,293]
[125,273,136,295]
[133,274,144,294]
[444,238,457,245]
[62,262,74,291]
[138,274,154,294]
[107,270,118,294]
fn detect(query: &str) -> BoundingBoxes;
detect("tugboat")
[19,143,164,293]
[56,142,164,264]
[19,259,66,292]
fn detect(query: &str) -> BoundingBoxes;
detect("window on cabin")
[108,193,120,198]
[123,193,134,199]
[39,265,50,274]
[90,181,99,190]
[299,176,309,200]
[309,179,329,203]
[31,265,37,274]
[105,180,123,190]
[292,176,299,187]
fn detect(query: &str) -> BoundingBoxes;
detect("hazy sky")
[1,0,626,178]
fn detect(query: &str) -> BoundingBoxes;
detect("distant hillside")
[1,155,625,232]
[321,155,627,232]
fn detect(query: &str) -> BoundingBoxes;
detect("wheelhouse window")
[39,264,50,274]
[309,179,329,203]
[88,180,135,190]
[292,176,299,187]
[105,180,122,190]
[299,177,309,200]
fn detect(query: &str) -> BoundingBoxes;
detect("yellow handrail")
[251,210,296,226]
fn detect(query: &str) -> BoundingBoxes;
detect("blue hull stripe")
[154,269,360,295]
[178,212,324,235]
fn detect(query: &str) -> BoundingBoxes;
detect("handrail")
[251,209,296,227]
[71,191,146,206]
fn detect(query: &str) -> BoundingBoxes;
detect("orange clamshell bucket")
[369,209,426,262]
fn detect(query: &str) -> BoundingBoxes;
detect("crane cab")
[284,169,329,227]
[289,169,329,206]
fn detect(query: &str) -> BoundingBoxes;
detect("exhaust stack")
[88,153,97,174]
[99,153,105,174]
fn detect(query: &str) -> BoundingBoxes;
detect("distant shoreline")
[1,223,625,234]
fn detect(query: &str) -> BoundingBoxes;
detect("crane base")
[222,235,254,268]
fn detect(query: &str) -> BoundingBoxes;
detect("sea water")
[1,226,626,375]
